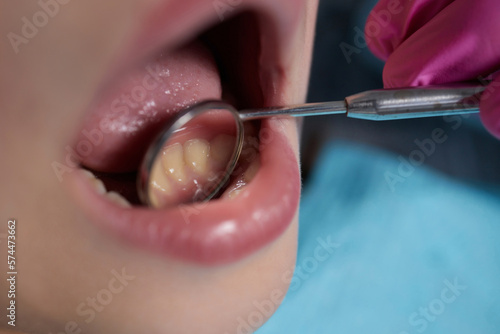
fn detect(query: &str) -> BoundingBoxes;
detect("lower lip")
[67,117,300,265]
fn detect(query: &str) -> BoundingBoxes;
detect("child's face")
[1,0,318,332]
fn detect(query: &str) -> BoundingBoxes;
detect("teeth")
[81,169,96,179]
[149,160,173,208]
[210,134,235,169]
[222,159,261,200]
[81,123,259,208]
[90,178,107,195]
[106,191,132,208]
[80,168,133,208]
[81,169,107,194]
[184,139,210,175]
[148,126,256,205]
[158,135,235,186]
[161,143,187,184]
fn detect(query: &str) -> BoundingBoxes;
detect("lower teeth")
[221,158,260,200]
[81,169,133,208]
[148,121,261,207]
[106,191,132,208]
[81,123,261,207]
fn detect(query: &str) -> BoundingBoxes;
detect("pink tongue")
[76,41,221,173]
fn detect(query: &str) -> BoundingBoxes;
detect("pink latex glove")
[365,0,500,139]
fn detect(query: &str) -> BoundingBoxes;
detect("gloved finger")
[381,0,500,88]
[365,0,454,60]
[480,74,500,139]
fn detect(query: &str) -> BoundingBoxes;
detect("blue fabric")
[256,141,500,334]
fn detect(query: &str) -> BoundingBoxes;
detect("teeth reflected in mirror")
[150,156,173,208]
[162,143,187,184]
[210,134,236,170]
[144,105,244,209]
[184,138,210,176]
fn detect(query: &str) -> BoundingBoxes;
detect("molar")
[149,159,173,208]
[210,134,235,169]
[184,139,210,175]
[161,143,187,184]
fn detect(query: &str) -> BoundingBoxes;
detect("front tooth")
[106,191,131,208]
[81,169,96,179]
[210,134,235,169]
[149,160,173,208]
[184,139,210,175]
[161,143,187,183]
[90,178,107,195]
[81,169,107,194]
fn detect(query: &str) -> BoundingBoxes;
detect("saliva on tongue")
[77,40,223,173]
[74,40,260,207]
[72,41,225,204]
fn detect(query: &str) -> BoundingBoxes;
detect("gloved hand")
[365,0,500,138]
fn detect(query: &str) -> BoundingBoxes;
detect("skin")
[0,1,318,333]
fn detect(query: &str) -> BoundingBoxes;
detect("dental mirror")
[138,84,485,208]
[138,101,243,208]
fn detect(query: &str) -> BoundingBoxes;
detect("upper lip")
[66,0,303,265]
[118,0,303,88]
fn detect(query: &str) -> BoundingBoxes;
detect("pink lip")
[113,0,303,81]
[67,0,303,265]
[69,119,299,265]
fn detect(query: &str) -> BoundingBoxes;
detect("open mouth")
[66,5,302,265]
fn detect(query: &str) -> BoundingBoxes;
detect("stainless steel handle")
[345,84,485,121]
[238,83,486,121]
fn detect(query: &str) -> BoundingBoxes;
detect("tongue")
[76,41,221,173]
